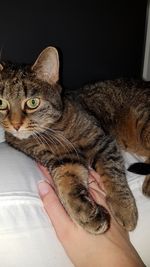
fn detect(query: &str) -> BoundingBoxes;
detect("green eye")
[0,98,8,110]
[26,98,40,109]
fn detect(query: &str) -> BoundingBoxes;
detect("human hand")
[38,165,145,267]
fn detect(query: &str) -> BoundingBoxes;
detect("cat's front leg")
[93,137,138,231]
[50,158,110,234]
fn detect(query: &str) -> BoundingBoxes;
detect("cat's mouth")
[10,129,33,140]
[2,121,35,140]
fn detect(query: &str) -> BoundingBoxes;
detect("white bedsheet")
[0,142,149,266]
[123,152,150,266]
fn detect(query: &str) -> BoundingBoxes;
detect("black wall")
[0,0,148,88]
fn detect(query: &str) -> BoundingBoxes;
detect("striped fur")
[0,47,150,234]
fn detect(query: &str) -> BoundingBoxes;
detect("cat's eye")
[0,98,9,110]
[25,98,40,109]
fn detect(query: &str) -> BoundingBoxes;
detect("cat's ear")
[31,46,59,84]
[0,64,3,71]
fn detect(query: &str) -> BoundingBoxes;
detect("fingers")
[89,168,106,191]
[88,169,108,208]
[38,164,108,212]
[38,180,75,241]
[88,170,129,236]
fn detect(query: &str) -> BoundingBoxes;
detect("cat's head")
[0,46,63,140]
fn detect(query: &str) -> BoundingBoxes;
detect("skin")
[38,165,145,267]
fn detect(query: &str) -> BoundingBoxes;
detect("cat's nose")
[13,123,22,131]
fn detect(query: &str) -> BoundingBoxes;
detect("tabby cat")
[0,46,149,234]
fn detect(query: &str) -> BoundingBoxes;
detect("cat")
[0,46,149,234]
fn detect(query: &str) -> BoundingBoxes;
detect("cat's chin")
[11,131,32,140]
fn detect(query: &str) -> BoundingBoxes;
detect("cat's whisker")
[38,127,69,154]
[57,132,79,159]
[43,130,71,155]
[33,131,50,148]
[34,130,57,155]
[38,125,79,158]
[40,134,57,154]
[34,131,49,147]
[39,126,73,156]
[36,126,65,147]
[32,132,42,146]
[41,133,60,153]
[55,133,80,160]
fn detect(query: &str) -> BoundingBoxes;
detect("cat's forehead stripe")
[22,81,28,97]
[0,77,36,99]
[1,78,25,99]
[0,82,4,96]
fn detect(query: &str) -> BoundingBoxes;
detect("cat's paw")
[142,175,150,197]
[68,185,110,234]
[107,196,138,231]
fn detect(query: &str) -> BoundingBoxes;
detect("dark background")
[0,0,148,89]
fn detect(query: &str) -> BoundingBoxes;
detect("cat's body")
[0,47,150,234]
[78,79,150,156]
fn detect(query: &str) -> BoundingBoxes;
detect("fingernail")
[88,166,93,170]
[38,180,51,197]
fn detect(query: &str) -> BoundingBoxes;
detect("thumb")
[38,180,74,239]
